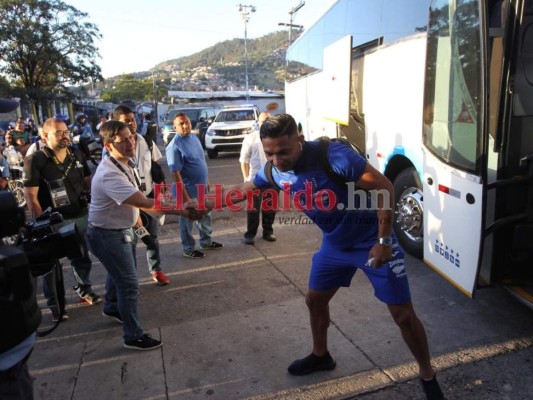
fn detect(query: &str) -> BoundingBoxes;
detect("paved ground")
[28,150,533,400]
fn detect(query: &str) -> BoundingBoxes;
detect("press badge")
[47,179,70,208]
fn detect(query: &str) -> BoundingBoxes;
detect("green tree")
[100,74,154,102]
[0,0,103,104]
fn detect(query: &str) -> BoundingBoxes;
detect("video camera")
[1,191,84,273]
[0,191,84,345]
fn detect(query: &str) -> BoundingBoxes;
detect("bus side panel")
[285,72,337,140]
[362,35,427,174]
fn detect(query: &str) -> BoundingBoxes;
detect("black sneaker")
[200,241,223,250]
[124,334,162,351]
[183,250,205,259]
[288,352,337,375]
[243,236,255,245]
[262,234,277,242]
[420,374,445,400]
[102,310,123,324]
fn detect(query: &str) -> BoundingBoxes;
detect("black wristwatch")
[378,236,393,247]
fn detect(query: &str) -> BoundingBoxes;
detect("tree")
[0,0,103,104]
[100,74,154,102]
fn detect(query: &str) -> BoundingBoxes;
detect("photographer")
[23,117,101,321]
[0,99,40,399]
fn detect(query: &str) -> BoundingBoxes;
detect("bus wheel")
[207,149,218,159]
[393,167,423,259]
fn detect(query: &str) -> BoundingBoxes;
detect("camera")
[0,191,84,347]
[1,189,84,278]
[135,211,156,247]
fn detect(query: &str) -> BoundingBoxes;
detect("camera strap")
[44,147,76,179]
[42,147,88,209]
[109,156,141,190]
[36,260,67,337]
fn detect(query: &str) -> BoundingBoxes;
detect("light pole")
[278,1,305,48]
[152,72,158,123]
[237,4,256,101]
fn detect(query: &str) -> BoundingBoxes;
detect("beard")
[57,139,70,148]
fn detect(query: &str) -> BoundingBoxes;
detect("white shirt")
[133,134,162,195]
[239,130,266,182]
[88,156,140,229]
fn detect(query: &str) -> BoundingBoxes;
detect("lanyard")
[49,148,75,178]
[109,156,141,190]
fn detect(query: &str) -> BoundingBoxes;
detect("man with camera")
[0,98,41,400]
[23,117,101,320]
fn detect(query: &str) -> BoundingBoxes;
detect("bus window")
[424,0,482,174]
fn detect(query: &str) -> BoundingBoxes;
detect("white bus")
[286,0,533,307]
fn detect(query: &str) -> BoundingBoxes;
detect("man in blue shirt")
[202,114,444,400]
[166,113,223,259]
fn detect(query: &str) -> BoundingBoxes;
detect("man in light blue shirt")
[166,113,223,258]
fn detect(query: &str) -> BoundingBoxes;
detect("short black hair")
[259,113,298,140]
[100,120,128,144]
[113,105,134,120]
[173,112,189,122]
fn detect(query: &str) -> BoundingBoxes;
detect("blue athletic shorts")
[309,241,411,305]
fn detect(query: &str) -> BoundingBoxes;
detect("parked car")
[204,106,259,159]
[161,107,218,147]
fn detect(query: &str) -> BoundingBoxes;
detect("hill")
[139,31,289,91]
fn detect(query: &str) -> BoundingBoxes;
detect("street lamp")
[237,4,256,101]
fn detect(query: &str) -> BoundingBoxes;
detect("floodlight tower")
[237,4,256,101]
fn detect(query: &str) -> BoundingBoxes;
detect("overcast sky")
[65,0,336,78]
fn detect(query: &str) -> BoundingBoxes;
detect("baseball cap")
[0,98,19,113]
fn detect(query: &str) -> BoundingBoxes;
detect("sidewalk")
[29,149,533,400]
[28,207,533,400]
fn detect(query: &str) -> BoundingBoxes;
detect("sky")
[65,0,336,79]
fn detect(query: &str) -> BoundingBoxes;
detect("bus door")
[489,0,533,304]
[421,0,486,297]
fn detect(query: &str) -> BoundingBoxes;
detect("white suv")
[204,106,259,159]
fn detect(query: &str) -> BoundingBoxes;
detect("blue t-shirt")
[166,133,208,199]
[254,141,380,248]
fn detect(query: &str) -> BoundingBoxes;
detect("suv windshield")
[165,109,201,125]
[215,110,255,122]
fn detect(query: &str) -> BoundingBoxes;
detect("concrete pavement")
[28,152,533,400]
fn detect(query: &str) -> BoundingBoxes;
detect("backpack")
[143,134,166,184]
[264,136,364,188]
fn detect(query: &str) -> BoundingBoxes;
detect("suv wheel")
[199,132,206,149]
[207,149,218,159]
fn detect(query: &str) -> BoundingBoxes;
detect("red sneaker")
[152,271,170,285]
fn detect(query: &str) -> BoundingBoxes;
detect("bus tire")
[207,149,218,159]
[393,167,423,259]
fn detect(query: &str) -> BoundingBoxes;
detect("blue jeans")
[87,226,143,342]
[144,213,161,273]
[179,213,212,252]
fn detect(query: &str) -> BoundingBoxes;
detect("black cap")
[0,98,18,113]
